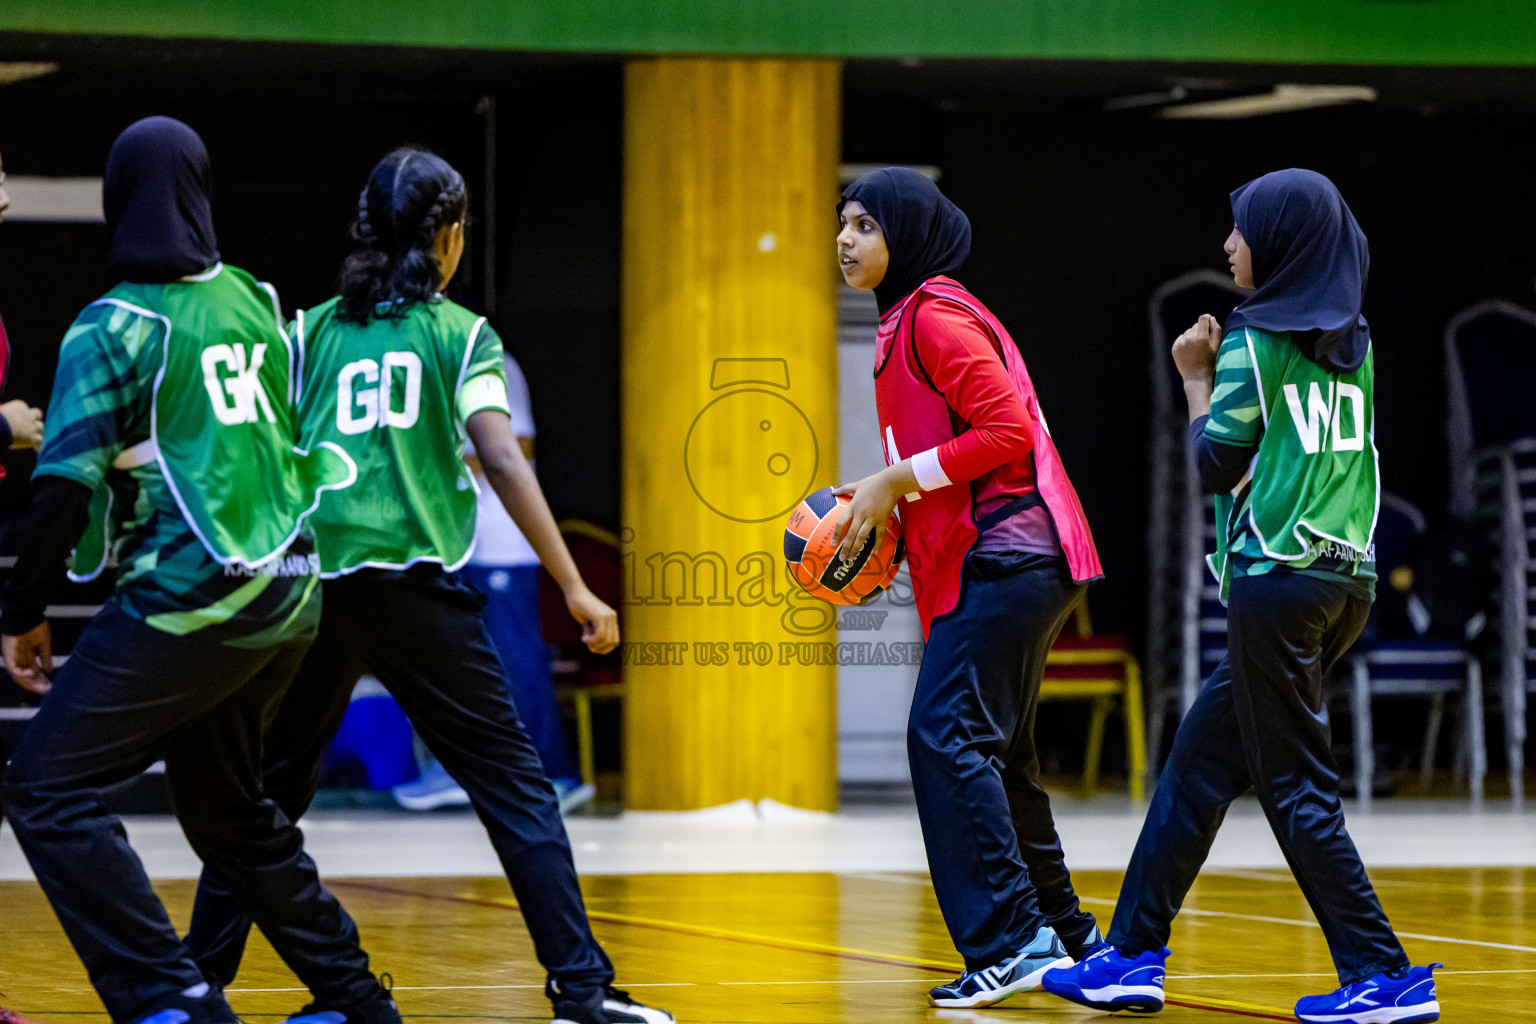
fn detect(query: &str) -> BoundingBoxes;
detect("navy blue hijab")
[839,167,971,315]
[1224,168,1370,373]
[104,117,220,284]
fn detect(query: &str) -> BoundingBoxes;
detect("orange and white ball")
[783,487,903,605]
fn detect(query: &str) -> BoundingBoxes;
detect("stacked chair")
[1446,300,1536,800]
[1040,601,1149,799]
[1144,270,1245,764]
[0,524,119,791]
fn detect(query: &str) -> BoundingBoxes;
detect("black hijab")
[839,167,971,315]
[103,117,220,284]
[1224,168,1370,374]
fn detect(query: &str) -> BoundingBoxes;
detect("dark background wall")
[0,38,624,532]
[3,38,1535,650]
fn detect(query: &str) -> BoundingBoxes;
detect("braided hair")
[339,146,468,323]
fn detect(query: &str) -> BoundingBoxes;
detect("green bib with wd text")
[1207,327,1379,601]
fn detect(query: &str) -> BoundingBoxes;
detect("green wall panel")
[3,0,1535,66]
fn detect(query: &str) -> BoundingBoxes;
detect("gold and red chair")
[539,520,626,790]
[1039,602,1148,800]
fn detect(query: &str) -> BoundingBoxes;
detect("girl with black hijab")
[0,117,396,1024]
[1043,169,1441,1023]
[833,167,1106,1009]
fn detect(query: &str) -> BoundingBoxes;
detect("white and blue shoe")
[928,925,1073,1008]
[284,987,401,1024]
[554,777,597,815]
[1294,964,1441,1024]
[392,761,470,811]
[1040,943,1168,1012]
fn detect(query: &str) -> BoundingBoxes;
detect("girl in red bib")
[833,168,1105,1009]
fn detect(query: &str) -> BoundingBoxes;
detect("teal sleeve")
[34,307,155,490]
[1204,329,1263,448]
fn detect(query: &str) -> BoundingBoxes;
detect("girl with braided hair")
[183,147,673,1024]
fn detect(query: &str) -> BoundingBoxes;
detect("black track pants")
[3,603,380,1023]
[185,567,614,1002]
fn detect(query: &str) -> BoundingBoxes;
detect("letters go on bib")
[337,350,423,434]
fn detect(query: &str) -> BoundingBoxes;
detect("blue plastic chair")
[1349,496,1485,806]
[323,676,419,790]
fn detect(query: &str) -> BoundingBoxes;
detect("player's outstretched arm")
[465,407,618,654]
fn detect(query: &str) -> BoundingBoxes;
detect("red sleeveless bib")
[874,277,1102,636]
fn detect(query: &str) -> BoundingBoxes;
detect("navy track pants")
[909,551,1098,969]
[1108,571,1409,984]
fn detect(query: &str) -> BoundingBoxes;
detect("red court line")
[328,880,956,975]
[330,880,1294,1020]
[1167,999,1293,1022]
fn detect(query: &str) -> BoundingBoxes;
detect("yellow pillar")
[621,58,841,811]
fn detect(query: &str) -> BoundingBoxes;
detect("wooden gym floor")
[1,867,1529,1022]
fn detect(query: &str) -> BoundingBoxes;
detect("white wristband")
[911,447,953,491]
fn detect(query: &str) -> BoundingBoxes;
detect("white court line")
[231,980,937,994]
[845,872,929,885]
[1206,868,1536,896]
[193,970,1536,1000]
[174,970,1536,1000]
[851,874,1536,955]
[1076,896,1536,954]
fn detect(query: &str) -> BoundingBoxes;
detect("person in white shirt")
[392,351,591,813]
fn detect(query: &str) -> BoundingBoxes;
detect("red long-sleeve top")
[911,296,1036,487]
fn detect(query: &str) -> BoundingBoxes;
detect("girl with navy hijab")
[1044,170,1442,1023]
[0,117,395,1024]
[833,168,1105,1009]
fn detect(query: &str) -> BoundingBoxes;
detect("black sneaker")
[285,987,401,1024]
[129,988,238,1024]
[550,985,675,1023]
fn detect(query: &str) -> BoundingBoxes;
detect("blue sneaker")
[1040,943,1168,1012]
[928,925,1073,1008]
[1294,964,1441,1024]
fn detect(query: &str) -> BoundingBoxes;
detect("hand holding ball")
[784,486,904,605]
